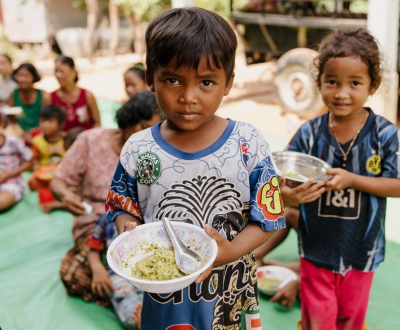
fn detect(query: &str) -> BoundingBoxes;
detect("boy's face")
[40,118,61,137]
[146,57,234,132]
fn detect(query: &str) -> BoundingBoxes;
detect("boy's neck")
[160,116,229,153]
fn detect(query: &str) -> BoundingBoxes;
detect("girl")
[286,28,400,330]
[9,63,51,134]
[123,63,147,100]
[51,56,101,132]
[0,130,33,211]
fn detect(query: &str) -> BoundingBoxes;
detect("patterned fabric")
[59,234,109,307]
[51,89,93,132]
[0,134,32,200]
[13,88,43,131]
[54,128,119,240]
[288,108,400,273]
[32,133,65,167]
[106,120,285,330]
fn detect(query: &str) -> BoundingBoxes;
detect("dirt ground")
[33,52,304,141]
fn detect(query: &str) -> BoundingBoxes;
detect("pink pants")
[300,258,374,330]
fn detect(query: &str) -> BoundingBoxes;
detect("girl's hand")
[91,263,114,297]
[270,278,299,308]
[324,168,355,191]
[195,225,233,283]
[0,170,11,184]
[280,176,325,207]
[62,191,86,216]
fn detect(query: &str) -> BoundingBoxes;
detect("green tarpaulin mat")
[1,99,399,329]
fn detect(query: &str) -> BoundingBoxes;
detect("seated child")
[0,130,33,211]
[87,215,143,330]
[28,104,66,212]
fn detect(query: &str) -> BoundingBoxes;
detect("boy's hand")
[91,263,114,297]
[280,176,325,207]
[270,278,299,308]
[324,168,355,191]
[62,191,86,216]
[195,225,233,283]
[124,221,139,232]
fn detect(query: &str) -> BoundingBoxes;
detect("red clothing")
[51,88,94,132]
[300,257,374,330]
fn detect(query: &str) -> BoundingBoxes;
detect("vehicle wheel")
[273,48,325,119]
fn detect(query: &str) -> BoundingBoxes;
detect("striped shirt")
[288,108,400,273]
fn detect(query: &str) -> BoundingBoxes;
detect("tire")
[273,48,325,119]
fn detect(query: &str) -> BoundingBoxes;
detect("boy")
[106,8,285,329]
[28,104,66,211]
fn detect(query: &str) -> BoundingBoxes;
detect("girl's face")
[0,56,12,76]
[319,56,375,118]
[124,71,147,99]
[55,61,77,87]
[14,68,34,89]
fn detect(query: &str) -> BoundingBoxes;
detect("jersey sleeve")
[380,127,400,179]
[106,148,143,223]
[247,129,285,232]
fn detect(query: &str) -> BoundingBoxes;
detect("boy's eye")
[166,78,179,85]
[200,80,213,87]
[352,81,360,86]
[327,80,336,85]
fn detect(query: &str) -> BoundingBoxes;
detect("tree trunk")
[132,13,145,62]
[109,0,120,59]
[84,0,99,61]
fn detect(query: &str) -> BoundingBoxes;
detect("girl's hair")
[12,62,41,83]
[116,90,162,129]
[55,55,79,82]
[125,63,145,82]
[0,54,12,64]
[316,28,382,91]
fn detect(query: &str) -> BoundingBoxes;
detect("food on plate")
[258,277,281,290]
[130,244,185,281]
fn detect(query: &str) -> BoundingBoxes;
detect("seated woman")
[49,91,163,327]
[51,55,101,132]
[8,63,51,141]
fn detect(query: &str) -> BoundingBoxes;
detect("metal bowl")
[272,151,332,187]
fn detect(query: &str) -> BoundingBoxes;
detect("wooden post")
[367,0,399,123]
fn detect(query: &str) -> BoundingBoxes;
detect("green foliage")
[117,0,171,21]
[195,0,249,20]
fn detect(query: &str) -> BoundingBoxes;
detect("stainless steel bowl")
[272,151,332,187]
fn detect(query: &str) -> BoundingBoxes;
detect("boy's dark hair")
[316,28,382,90]
[64,127,84,150]
[145,7,237,83]
[13,63,41,83]
[125,63,145,82]
[116,90,162,129]
[0,54,12,64]
[56,55,79,82]
[40,104,66,126]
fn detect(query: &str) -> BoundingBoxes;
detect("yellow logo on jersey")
[366,155,381,174]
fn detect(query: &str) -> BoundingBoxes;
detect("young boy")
[106,8,286,329]
[28,104,66,211]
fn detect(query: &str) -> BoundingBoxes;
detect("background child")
[0,54,17,107]
[287,28,400,330]
[28,104,66,212]
[124,63,147,100]
[106,8,285,329]
[0,130,33,211]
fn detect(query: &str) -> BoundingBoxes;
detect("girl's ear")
[145,70,155,92]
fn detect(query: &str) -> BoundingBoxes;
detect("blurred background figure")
[8,63,51,142]
[124,63,147,100]
[51,55,101,132]
[0,54,17,107]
